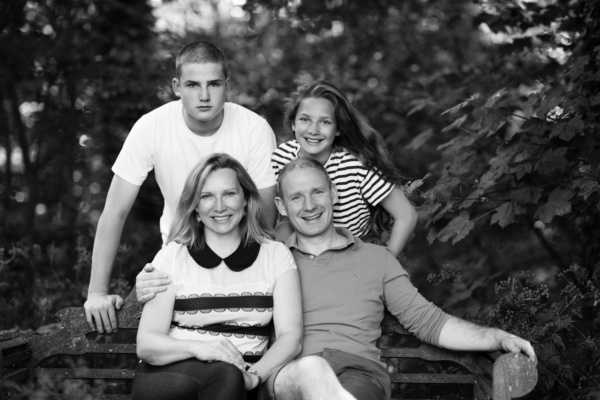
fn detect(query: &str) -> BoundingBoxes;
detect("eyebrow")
[183,79,224,85]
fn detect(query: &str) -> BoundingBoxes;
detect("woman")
[132,154,303,400]
[271,80,418,257]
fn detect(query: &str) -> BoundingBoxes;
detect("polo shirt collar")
[285,227,356,254]
[188,241,261,272]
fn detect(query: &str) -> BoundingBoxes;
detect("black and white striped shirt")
[271,140,394,237]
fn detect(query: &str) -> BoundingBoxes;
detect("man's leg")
[272,356,358,400]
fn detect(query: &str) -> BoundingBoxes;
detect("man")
[136,158,536,400]
[85,41,278,334]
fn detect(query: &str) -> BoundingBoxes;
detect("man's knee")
[275,356,333,391]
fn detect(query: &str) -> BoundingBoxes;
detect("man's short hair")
[176,41,229,79]
[277,158,333,198]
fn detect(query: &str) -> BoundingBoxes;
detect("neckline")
[187,240,261,272]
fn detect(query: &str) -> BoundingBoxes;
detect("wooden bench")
[1,291,537,399]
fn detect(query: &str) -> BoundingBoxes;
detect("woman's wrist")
[246,368,262,389]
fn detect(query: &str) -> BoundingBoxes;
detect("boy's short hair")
[175,41,229,79]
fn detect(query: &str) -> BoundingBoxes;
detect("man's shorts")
[259,348,391,400]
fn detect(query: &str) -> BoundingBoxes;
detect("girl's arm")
[136,283,245,369]
[244,269,303,389]
[380,186,418,257]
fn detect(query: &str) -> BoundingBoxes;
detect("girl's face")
[196,168,246,240]
[292,97,339,165]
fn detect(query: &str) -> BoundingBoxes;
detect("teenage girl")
[271,81,418,257]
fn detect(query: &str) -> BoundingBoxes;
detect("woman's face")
[196,168,246,239]
[293,97,339,165]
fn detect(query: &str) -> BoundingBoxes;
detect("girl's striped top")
[271,140,394,237]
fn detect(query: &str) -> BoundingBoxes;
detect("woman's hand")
[243,371,260,390]
[191,338,246,370]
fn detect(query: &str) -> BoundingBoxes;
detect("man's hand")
[136,263,171,303]
[84,293,124,334]
[500,335,537,365]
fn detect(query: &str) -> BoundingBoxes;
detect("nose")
[214,197,226,212]
[303,194,317,211]
[307,121,319,135]
[199,85,210,102]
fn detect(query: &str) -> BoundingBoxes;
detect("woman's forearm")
[249,331,302,380]
[136,332,197,366]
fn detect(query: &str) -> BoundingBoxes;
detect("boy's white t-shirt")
[112,101,277,242]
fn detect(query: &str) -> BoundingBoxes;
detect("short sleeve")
[271,140,299,177]
[112,115,155,186]
[383,251,451,346]
[271,241,298,281]
[149,242,178,277]
[247,119,277,189]
[360,168,395,206]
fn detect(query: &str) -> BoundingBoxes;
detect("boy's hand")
[136,263,171,303]
[84,293,124,334]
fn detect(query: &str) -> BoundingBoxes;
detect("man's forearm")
[439,317,514,351]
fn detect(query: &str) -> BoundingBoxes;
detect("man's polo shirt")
[286,228,451,365]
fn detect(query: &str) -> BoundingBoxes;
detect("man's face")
[172,62,228,130]
[275,167,337,239]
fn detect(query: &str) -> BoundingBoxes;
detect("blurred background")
[1,0,599,397]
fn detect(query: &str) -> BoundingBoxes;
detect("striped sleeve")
[360,168,395,206]
[271,140,300,177]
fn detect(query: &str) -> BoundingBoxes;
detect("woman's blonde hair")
[167,153,271,249]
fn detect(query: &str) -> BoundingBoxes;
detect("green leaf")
[535,188,574,223]
[406,129,433,150]
[534,147,569,175]
[437,134,478,156]
[491,201,516,228]
[440,93,481,116]
[484,88,508,108]
[437,211,475,244]
[571,178,600,201]
[511,187,543,204]
[550,116,584,141]
[481,108,507,136]
[441,114,468,133]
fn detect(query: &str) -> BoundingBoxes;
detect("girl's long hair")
[167,153,272,249]
[283,80,406,235]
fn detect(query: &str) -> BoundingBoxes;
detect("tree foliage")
[1,0,599,397]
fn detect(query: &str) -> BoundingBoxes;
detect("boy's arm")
[84,175,140,333]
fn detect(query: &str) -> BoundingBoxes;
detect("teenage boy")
[85,41,278,334]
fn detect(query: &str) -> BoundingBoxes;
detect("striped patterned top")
[152,240,297,358]
[271,140,395,237]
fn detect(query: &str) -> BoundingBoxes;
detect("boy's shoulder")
[223,102,268,125]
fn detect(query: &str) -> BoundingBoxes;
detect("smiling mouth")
[212,215,231,222]
[304,138,322,144]
[302,213,322,221]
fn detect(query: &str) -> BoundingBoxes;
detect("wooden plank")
[31,368,135,380]
[493,353,537,400]
[389,372,477,384]
[0,337,29,351]
[86,344,137,354]
[2,348,32,366]
[3,368,30,383]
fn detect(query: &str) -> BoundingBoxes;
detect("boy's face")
[172,62,229,130]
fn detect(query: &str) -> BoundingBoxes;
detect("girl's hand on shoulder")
[191,338,245,370]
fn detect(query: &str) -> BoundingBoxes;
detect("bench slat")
[390,372,477,384]
[32,368,135,379]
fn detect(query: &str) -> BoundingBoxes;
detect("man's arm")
[438,317,537,364]
[84,175,140,334]
[259,185,277,229]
